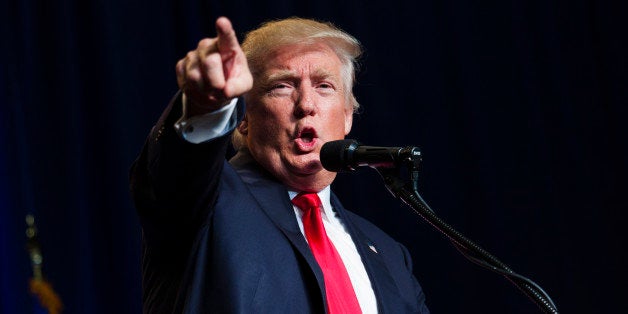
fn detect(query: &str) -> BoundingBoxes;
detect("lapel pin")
[368,244,378,254]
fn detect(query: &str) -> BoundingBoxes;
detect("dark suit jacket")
[130,94,429,313]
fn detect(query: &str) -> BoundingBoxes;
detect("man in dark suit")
[130,16,429,313]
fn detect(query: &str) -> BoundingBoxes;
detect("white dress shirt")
[289,188,378,313]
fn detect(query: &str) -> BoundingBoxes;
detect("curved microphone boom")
[321,139,559,313]
[320,139,421,172]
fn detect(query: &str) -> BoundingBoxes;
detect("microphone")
[320,139,421,172]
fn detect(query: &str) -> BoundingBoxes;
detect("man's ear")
[237,115,248,135]
[344,106,353,136]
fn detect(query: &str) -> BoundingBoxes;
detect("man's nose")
[294,86,317,117]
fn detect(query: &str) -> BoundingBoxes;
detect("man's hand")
[176,17,253,116]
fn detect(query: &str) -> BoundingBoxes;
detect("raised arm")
[130,17,250,241]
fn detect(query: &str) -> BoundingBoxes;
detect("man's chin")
[284,167,337,192]
[288,159,323,176]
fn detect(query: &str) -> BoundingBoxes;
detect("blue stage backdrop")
[2,0,627,313]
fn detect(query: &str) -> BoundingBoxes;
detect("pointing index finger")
[216,17,239,53]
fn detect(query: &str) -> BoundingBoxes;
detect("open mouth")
[295,127,318,151]
[300,129,315,143]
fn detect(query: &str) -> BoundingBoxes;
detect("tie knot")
[291,192,322,213]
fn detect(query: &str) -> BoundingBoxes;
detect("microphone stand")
[374,154,559,313]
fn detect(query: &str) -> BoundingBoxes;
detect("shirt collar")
[288,186,335,219]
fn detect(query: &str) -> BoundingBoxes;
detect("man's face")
[240,42,353,192]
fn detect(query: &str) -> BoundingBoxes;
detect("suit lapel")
[330,193,406,314]
[230,151,327,298]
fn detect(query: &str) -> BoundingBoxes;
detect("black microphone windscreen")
[320,139,359,172]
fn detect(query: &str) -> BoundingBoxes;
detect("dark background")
[2,0,626,313]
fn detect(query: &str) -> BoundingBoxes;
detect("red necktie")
[292,192,362,314]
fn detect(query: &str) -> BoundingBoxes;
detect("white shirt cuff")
[174,94,239,144]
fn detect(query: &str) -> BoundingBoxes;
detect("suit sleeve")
[130,91,244,247]
[129,92,245,313]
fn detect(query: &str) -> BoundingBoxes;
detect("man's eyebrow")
[263,69,338,83]
[265,70,297,83]
[311,69,336,80]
